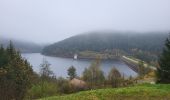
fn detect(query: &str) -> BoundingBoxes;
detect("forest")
[42,31,168,62]
[0,34,170,100]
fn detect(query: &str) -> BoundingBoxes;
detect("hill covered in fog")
[0,37,43,53]
[42,31,169,61]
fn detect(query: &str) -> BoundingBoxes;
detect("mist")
[0,0,170,44]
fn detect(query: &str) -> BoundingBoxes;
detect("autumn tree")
[83,57,105,88]
[40,58,54,81]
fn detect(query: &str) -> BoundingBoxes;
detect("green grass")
[39,84,170,100]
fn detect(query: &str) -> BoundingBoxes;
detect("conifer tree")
[67,66,77,80]
[157,34,170,83]
[0,41,33,100]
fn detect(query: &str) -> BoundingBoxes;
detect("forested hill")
[0,37,43,53]
[42,31,168,61]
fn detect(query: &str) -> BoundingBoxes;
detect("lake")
[22,53,138,78]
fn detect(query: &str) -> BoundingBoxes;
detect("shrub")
[25,81,58,99]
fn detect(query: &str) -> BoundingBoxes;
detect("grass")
[39,84,170,100]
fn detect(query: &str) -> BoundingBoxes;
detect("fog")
[0,0,170,44]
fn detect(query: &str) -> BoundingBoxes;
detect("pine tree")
[6,40,15,56]
[0,41,33,100]
[0,45,6,67]
[67,66,77,80]
[157,34,170,83]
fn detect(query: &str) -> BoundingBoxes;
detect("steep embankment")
[40,84,170,100]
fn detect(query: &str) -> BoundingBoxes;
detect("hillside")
[40,84,170,100]
[42,31,168,61]
[0,37,43,53]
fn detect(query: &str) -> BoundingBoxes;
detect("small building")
[74,54,78,59]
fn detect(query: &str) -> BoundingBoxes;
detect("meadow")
[39,84,170,100]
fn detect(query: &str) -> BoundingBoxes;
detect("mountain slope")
[42,31,168,61]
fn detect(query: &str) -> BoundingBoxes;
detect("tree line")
[42,32,168,62]
[0,33,170,99]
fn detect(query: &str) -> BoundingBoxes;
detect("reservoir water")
[22,53,137,78]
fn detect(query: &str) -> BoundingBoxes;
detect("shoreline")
[41,53,121,60]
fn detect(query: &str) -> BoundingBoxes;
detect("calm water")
[22,53,137,78]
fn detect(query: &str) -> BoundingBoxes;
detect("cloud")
[0,0,170,43]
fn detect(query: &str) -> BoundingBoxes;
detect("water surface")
[22,53,137,78]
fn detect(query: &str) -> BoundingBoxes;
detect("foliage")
[39,84,170,100]
[67,66,77,80]
[55,77,71,94]
[0,41,34,100]
[108,68,122,88]
[40,58,54,81]
[138,61,145,76]
[157,34,170,83]
[25,77,73,99]
[82,58,105,88]
[26,81,58,99]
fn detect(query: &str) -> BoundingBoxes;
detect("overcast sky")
[0,0,170,44]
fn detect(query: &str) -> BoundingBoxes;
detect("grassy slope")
[39,84,170,100]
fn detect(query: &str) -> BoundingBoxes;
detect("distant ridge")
[0,37,43,53]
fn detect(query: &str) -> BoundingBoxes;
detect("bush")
[25,77,74,99]
[56,77,71,94]
[82,58,105,89]
[25,81,58,99]
[108,68,122,88]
